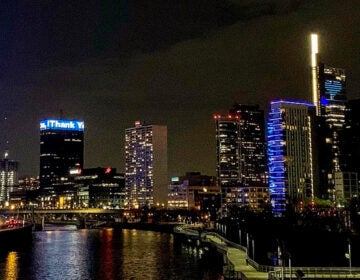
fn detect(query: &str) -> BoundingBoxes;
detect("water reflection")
[0,229,223,280]
[5,252,18,280]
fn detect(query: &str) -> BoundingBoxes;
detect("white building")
[125,121,167,209]
[0,151,19,206]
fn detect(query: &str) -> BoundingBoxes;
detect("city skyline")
[1,1,359,178]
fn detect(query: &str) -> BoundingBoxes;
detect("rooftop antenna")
[3,115,9,159]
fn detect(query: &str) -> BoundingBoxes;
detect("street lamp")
[347,239,352,272]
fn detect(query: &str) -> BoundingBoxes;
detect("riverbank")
[0,223,33,247]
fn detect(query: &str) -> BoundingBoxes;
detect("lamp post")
[252,238,255,260]
[246,233,249,258]
[348,239,352,272]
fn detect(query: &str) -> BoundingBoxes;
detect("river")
[0,228,224,280]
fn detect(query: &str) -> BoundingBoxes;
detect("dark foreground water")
[0,228,223,280]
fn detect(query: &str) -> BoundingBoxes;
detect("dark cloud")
[0,0,359,177]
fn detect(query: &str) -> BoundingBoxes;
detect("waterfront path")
[175,224,268,279]
[174,224,360,280]
[204,233,268,280]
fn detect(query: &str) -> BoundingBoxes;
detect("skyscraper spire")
[310,33,319,115]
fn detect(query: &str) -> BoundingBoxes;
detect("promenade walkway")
[204,233,268,280]
[175,224,360,280]
[175,225,267,279]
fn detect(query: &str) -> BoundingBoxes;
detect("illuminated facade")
[75,167,125,209]
[230,104,268,187]
[0,151,19,205]
[40,119,84,191]
[334,172,359,205]
[167,172,220,219]
[215,104,267,214]
[125,121,167,209]
[214,114,241,213]
[267,101,317,216]
[310,34,348,199]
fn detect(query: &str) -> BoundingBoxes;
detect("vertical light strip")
[311,33,319,115]
[307,115,314,203]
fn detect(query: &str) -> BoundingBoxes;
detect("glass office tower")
[214,114,241,214]
[40,119,84,191]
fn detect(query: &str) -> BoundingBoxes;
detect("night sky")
[1,0,359,177]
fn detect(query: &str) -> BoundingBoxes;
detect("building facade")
[214,104,268,215]
[310,34,349,201]
[167,172,220,220]
[75,167,125,209]
[0,151,19,206]
[267,100,317,216]
[40,119,84,192]
[125,121,167,209]
[229,104,268,188]
[214,114,241,214]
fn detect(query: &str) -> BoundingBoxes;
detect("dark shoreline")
[0,224,33,248]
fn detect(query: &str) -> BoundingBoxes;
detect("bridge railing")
[268,267,360,279]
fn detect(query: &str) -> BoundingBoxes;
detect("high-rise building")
[344,99,360,176]
[214,114,241,214]
[125,121,167,209]
[310,34,348,199]
[267,100,318,216]
[40,119,84,191]
[214,104,268,215]
[230,104,268,187]
[0,151,18,205]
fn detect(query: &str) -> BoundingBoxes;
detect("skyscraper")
[229,104,268,188]
[214,104,268,214]
[125,121,167,209]
[267,100,317,216]
[310,34,348,199]
[40,119,84,191]
[0,151,18,206]
[214,114,241,214]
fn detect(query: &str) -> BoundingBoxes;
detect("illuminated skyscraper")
[310,34,348,198]
[267,100,317,216]
[214,114,241,214]
[125,121,167,209]
[0,151,18,205]
[214,104,268,214]
[230,104,267,188]
[40,119,84,191]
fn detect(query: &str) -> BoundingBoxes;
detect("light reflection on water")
[0,229,223,280]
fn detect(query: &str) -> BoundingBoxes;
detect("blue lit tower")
[125,121,168,209]
[267,100,317,216]
[40,119,84,191]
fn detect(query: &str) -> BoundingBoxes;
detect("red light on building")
[105,167,111,174]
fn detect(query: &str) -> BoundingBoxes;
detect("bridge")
[0,208,124,230]
[0,208,123,215]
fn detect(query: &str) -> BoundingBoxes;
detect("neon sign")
[40,119,84,131]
